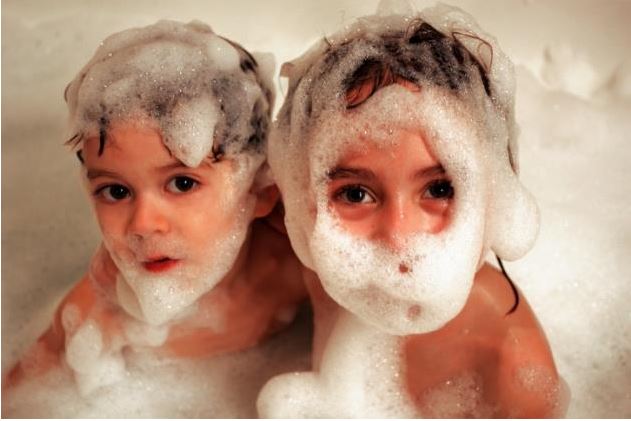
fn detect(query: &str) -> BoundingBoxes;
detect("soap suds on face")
[269,4,539,338]
[270,5,539,283]
[263,2,544,417]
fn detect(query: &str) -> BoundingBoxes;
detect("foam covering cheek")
[489,174,541,261]
[268,117,317,269]
[268,5,542,337]
[303,87,494,334]
[101,189,256,326]
[310,212,481,335]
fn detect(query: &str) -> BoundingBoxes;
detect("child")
[258,5,566,418]
[5,20,306,397]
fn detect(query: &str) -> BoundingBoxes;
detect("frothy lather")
[269,6,540,335]
[65,20,274,325]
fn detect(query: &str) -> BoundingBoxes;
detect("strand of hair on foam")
[496,255,519,315]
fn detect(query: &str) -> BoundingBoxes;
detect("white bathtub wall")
[2,0,630,417]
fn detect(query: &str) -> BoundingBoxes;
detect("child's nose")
[127,195,170,238]
[376,197,423,250]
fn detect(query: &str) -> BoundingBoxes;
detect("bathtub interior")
[2,0,630,417]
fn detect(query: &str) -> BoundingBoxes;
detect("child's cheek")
[95,207,129,246]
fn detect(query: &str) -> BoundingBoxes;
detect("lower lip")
[143,259,180,273]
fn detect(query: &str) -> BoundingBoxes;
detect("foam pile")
[65,19,273,174]
[269,3,539,336]
[258,311,417,417]
[258,3,549,417]
[3,310,312,418]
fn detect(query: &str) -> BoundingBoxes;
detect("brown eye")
[425,179,454,200]
[336,185,376,204]
[167,176,198,193]
[97,184,131,202]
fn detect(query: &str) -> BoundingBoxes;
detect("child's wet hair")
[273,14,525,316]
[63,21,273,169]
[317,22,519,314]
[341,21,492,109]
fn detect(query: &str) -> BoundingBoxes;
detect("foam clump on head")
[269,4,540,334]
[66,19,273,175]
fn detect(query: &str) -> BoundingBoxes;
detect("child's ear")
[252,184,280,218]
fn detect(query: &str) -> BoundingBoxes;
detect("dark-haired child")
[258,5,566,418]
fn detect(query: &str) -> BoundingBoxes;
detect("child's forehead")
[83,124,169,160]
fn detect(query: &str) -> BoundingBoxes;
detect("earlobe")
[253,184,280,218]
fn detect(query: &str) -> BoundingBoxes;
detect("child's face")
[325,128,454,247]
[307,127,476,334]
[82,122,255,324]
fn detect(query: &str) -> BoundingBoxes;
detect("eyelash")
[166,176,199,194]
[94,184,131,202]
[334,184,377,204]
[93,176,200,203]
[423,179,454,200]
[332,178,454,205]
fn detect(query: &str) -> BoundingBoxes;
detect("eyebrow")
[86,162,191,180]
[413,165,446,179]
[86,169,119,180]
[327,165,446,181]
[155,161,190,172]
[327,167,376,181]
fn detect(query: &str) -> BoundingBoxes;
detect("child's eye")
[96,184,131,202]
[335,185,377,204]
[423,179,454,200]
[166,176,198,193]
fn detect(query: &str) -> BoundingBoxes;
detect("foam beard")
[310,208,482,335]
[274,84,540,335]
[103,190,255,326]
[307,108,487,335]
[305,87,493,335]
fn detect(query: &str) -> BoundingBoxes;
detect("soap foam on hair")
[263,2,542,418]
[65,20,272,181]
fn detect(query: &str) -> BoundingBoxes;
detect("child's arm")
[4,275,93,387]
[404,263,565,418]
[4,270,125,392]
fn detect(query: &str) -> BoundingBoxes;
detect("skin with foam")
[258,4,560,418]
[4,20,307,406]
[83,123,257,326]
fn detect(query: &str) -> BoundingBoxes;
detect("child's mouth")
[142,257,180,273]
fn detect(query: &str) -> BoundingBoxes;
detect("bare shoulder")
[3,274,94,389]
[247,212,307,296]
[404,264,565,417]
[472,264,549,339]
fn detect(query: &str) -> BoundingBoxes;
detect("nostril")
[407,305,421,320]
[399,263,410,274]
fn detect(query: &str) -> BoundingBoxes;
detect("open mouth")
[142,257,180,273]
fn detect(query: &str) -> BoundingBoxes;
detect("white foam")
[65,19,272,177]
[4,312,312,418]
[123,318,169,348]
[258,310,416,417]
[270,7,539,282]
[64,319,126,395]
[279,82,538,335]
[263,3,543,418]
[106,190,255,326]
